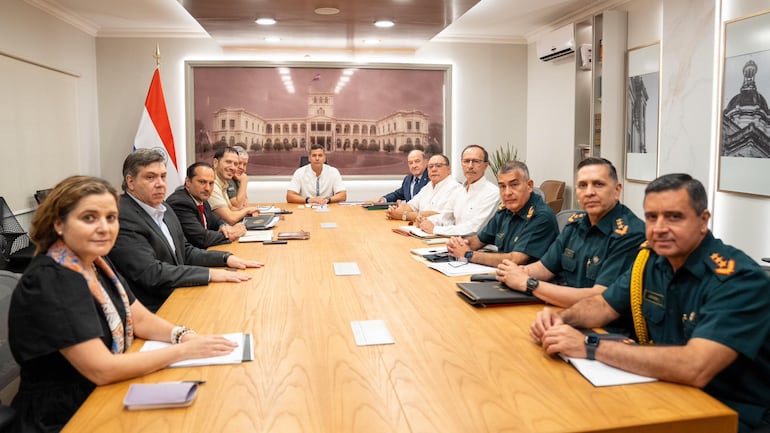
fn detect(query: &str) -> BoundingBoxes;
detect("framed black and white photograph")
[185,62,450,178]
[625,42,660,182]
[718,10,770,196]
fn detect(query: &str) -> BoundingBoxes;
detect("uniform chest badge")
[614,218,628,236]
[710,253,736,276]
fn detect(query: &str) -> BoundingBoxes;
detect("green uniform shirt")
[226,179,239,199]
[539,203,645,288]
[477,194,558,263]
[603,232,770,432]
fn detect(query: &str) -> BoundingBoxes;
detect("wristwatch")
[402,211,409,221]
[305,197,310,204]
[525,277,539,295]
[585,334,600,360]
[464,250,474,262]
[326,196,333,203]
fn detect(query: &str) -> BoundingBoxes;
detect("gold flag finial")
[153,43,161,68]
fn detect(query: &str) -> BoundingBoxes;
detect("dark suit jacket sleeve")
[109,196,229,303]
[166,189,229,249]
[383,175,410,202]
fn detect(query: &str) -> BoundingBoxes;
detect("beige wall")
[95,38,528,201]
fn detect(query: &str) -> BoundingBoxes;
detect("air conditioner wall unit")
[537,24,576,62]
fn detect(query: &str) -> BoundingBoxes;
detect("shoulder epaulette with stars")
[614,218,629,236]
[709,252,736,276]
[566,212,585,224]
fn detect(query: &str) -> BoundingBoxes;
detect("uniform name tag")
[564,248,575,258]
[643,290,664,307]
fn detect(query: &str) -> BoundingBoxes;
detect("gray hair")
[499,160,530,180]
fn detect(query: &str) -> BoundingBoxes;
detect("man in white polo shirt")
[286,144,347,205]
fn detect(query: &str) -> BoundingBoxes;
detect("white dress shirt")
[407,176,462,214]
[429,177,500,236]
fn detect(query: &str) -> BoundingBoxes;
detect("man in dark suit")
[167,162,247,249]
[373,149,429,203]
[109,149,263,312]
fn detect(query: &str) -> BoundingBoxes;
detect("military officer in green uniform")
[446,161,558,267]
[530,174,770,433]
[497,157,645,307]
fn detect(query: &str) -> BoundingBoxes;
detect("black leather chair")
[0,271,20,429]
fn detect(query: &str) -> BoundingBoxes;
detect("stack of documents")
[140,333,253,367]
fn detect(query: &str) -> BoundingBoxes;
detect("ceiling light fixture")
[255,17,277,25]
[265,36,281,42]
[314,7,340,15]
[374,19,394,28]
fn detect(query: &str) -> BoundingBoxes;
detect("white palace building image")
[208,91,433,154]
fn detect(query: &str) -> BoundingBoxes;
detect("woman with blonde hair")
[8,176,236,433]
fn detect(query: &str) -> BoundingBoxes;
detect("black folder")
[243,215,278,230]
[456,281,543,308]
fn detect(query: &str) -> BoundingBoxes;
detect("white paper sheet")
[320,222,337,228]
[428,262,496,276]
[351,320,395,346]
[140,333,251,367]
[410,246,448,256]
[333,262,361,276]
[238,230,274,242]
[559,354,658,387]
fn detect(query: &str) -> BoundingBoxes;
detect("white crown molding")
[526,0,631,43]
[431,33,529,45]
[96,29,209,39]
[24,0,99,36]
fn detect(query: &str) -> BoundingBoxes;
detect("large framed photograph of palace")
[185,62,450,178]
[718,10,770,196]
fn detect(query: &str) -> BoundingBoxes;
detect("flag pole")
[154,43,161,69]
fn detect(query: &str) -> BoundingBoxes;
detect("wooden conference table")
[63,204,736,433]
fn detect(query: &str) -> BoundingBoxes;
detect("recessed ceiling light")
[255,17,277,25]
[265,36,281,42]
[363,39,381,45]
[374,19,395,28]
[314,7,340,15]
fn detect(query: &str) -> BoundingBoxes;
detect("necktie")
[316,177,320,197]
[197,204,207,228]
[411,177,418,199]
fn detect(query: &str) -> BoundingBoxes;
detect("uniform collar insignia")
[526,206,534,219]
[710,253,736,276]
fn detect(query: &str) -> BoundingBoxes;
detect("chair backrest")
[533,187,546,200]
[556,209,581,232]
[0,198,31,265]
[539,180,566,213]
[0,271,20,404]
[34,189,53,205]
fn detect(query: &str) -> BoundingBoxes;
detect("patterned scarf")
[47,239,134,353]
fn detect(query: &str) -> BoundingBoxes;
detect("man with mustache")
[496,157,645,307]
[529,174,770,433]
[385,154,461,222]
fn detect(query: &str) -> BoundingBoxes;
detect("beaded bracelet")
[170,326,197,344]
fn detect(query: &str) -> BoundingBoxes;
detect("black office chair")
[0,198,35,273]
[33,189,52,205]
[0,271,20,429]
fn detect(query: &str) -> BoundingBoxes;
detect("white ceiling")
[25,0,627,50]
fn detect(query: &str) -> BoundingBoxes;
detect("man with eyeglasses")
[372,149,429,203]
[446,160,558,266]
[496,157,645,308]
[414,145,499,236]
[385,154,461,222]
[286,144,347,205]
